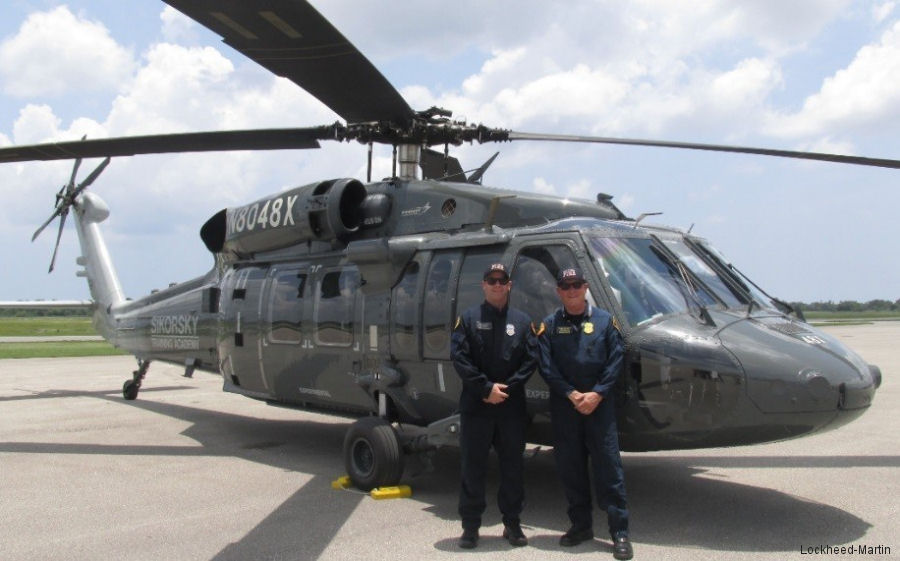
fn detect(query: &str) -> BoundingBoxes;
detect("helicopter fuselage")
[98,178,879,452]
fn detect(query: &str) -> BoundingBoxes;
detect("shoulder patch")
[534,322,546,336]
[612,316,622,333]
[454,316,462,330]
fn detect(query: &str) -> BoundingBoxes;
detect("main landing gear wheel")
[122,360,150,401]
[343,417,404,491]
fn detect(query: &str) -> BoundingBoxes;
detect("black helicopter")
[0,0,888,491]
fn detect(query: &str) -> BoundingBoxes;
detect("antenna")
[633,212,662,228]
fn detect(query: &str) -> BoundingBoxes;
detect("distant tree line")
[791,299,900,312]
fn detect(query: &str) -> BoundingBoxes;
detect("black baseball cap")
[557,267,585,284]
[483,263,510,280]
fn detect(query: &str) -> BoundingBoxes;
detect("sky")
[0,0,898,304]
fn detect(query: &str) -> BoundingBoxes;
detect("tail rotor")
[32,147,111,272]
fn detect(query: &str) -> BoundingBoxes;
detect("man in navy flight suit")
[451,263,538,549]
[537,266,633,560]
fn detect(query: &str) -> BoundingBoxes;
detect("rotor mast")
[397,144,421,180]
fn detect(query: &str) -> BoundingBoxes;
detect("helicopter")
[0,0,889,491]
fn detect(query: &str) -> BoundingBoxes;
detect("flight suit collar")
[482,300,509,317]
[560,301,592,323]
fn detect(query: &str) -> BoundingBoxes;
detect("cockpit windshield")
[659,238,745,309]
[589,236,695,327]
[689,239,781,312]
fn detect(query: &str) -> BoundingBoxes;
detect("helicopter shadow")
[0,383,368,560]
[0,383,882,558]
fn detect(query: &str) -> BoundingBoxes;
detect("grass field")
[802,310,900,321]
[0,317,123,359]
[803,310,900,326]
[0,317,97,337]
[0,341,125,359]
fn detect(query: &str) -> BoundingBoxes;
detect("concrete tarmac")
[1,322,897,561]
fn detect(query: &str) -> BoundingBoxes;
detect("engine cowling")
[200,178,367,255]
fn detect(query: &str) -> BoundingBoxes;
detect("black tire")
[343,417,404,491]
[122,380,139,400]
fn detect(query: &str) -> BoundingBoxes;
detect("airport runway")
[1,322,896,560]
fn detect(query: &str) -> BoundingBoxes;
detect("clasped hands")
[568,390,602,415]
[483,383,509,404]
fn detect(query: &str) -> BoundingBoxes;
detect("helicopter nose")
[718,318,877,415]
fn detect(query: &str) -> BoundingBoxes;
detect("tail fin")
[71,191,124,339]
[30,155,123,339]
[31,153,125,340]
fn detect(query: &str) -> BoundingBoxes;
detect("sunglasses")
[484,277,510,286]
[557,281,586,290]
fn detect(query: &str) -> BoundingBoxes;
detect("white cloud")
[10,104,105,145]
[532,177,555,195]
[160,6,197,43]
[0,6,135,97]
[11,104,60,144]
[767,20,900,138]
[709,58,783,112]
[873,2,896,22]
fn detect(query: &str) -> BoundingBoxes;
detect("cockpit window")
[691,240,779,312]
[659,238,745,309]
[589,236,691,326]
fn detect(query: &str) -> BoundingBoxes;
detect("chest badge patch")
[506,323,515,336]
[583,322,594,334]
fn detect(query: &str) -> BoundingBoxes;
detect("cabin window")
[391,261,420,355]
[268,269,306,344]
[315,268,359,346]
[423,251,461,359]
[510,245,579,323]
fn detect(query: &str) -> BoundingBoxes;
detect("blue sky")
[1,0,898,304]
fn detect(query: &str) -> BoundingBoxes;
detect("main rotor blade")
[163,0,414,125]
[507,131,900,170]
[0,128,327,164]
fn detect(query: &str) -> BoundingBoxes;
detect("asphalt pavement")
[0,322,897,561]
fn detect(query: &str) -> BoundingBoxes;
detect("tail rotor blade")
[65,137,87,191]
[76,157,111,192]
[67,157,83,191]
[32,149,112,273]
[48,209,68,273]
[32,208,62,242]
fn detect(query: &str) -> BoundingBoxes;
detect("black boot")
[458,528,479,549]
[502,523,528,547]
[612,532,633,560]
[559,526,594,547]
